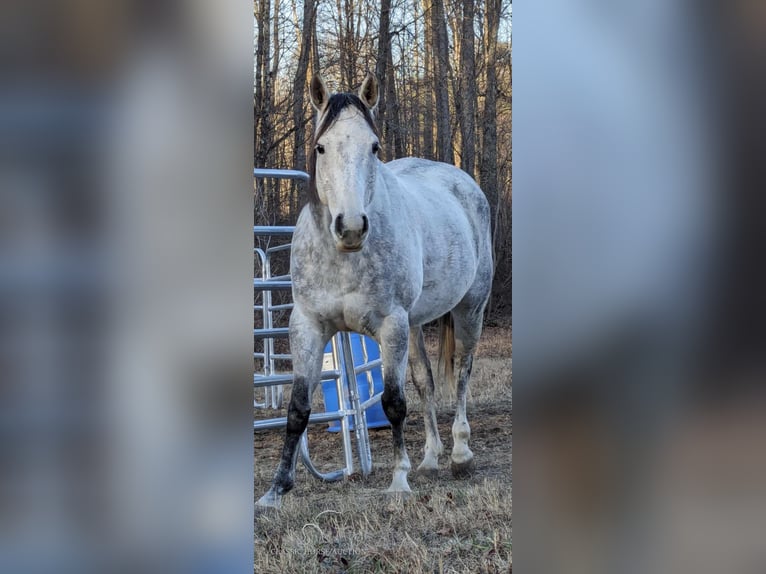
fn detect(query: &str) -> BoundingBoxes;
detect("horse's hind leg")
[379,309,412,495]
[408,326,443,477]
[449,301,486,478]
[256,306,329,509]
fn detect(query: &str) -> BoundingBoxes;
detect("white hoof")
[256,489,282,510]
[385,469,412,494]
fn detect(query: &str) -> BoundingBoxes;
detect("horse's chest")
[294,283,383,335]
[292,254,411,333]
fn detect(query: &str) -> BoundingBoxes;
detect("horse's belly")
[408,286,468,325]
[408,254,476,325]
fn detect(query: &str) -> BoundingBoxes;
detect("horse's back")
[388,158,489,214]
[387,158,491,255]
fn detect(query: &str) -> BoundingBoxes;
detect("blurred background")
[0,1,253,573]
[515,1,766,573]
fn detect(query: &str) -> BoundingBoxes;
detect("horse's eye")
[316,144,325,154]
[372,142,380,154]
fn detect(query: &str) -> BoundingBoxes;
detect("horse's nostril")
[334,213,344,236]
[361,214,369,235]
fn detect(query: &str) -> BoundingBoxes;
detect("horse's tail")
[437,312,456,400]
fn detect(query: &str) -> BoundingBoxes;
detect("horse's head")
[308,73,380,252]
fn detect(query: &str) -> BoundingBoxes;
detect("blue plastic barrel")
[321,334,389,432]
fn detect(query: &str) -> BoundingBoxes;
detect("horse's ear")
[309,74,329,113]
[359,73,379,112]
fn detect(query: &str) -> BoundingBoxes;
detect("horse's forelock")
[307,93,379,206]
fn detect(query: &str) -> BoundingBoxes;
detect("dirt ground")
[255,325,512,574]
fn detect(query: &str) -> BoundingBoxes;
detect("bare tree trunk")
[271,0,282,95]
[349,0,359,84]
[481,0,500,208]
[254,0,272,169]
[458,0,477,176]
[270,0,281,175]
[254,0,275,221]
[336,0,356,87]
[481,0,501,312]
[388,48,405,158]
[375,0,392,158]
[344,0,353,85]
[375,0,405,160]
[292,0,316,214]
[334,0,346,85]
[446,0,462,165]
[422,0,435,160]
[412,0,422,157]
[310,16,321,78]
[431,0,453,163]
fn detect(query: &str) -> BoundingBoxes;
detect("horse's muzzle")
[337,242,364,253]
[333,213,369,252]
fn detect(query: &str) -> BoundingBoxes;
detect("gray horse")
[256,74,493,508]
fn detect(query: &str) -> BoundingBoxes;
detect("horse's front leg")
[379,309,412,495]
[256,306,330,509]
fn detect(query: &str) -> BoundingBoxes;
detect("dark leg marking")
[272,378,311,494]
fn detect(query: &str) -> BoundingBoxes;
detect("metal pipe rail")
[253,369,341,388]
[253,279,291,290]
[253,327,289,339]
[254,167,309,182]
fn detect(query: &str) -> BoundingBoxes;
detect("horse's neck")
[371,163,396,213]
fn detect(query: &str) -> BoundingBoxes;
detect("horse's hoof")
[256,489,283,510]
[450,458,475,479]
[383,489,414,504]
[415,466,439,480]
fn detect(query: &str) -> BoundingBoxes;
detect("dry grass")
[255,326,512,573]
